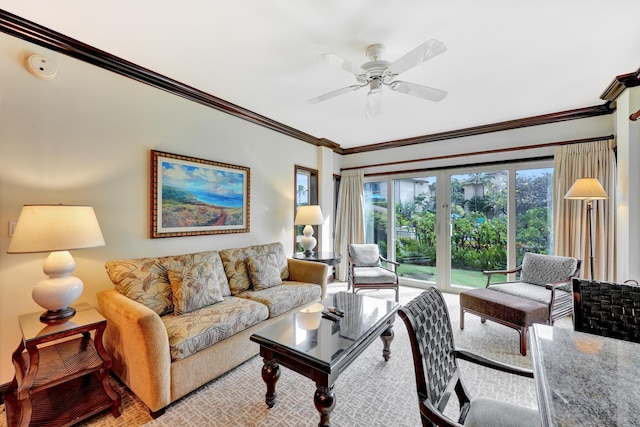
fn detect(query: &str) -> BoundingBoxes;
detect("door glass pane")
[364,181,388,257]
[515,168,553,266]
[393,177,437,283]
[450,171,507,288]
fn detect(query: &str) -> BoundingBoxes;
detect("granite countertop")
[531,324,640,427]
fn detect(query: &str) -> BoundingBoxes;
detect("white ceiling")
[3,1,640,150]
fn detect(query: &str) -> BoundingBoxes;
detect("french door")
[364,162,553,293]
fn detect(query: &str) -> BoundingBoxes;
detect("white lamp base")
[33,250,83,324]
[301,224,317,256]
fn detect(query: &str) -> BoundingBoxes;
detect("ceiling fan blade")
[320,53,366,76]
[389,81,447,102]
[308,85,363,104]
[385,39,447,76]
[366,88,382,117]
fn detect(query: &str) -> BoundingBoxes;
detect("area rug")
[1,283,563,427]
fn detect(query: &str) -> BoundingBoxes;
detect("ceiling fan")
[309,39,448,117]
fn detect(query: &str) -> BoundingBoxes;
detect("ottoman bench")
[460,288,549,356]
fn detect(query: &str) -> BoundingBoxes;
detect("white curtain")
[553,139,616,281]
[333,169,365,281]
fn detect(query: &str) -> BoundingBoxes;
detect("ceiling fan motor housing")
[361,60,391,80]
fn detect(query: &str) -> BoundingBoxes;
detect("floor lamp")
[564,178,608,279]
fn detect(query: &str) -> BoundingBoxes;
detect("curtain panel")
[333,169,365,281]
[553,139,616,281]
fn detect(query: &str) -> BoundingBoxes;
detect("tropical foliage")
[386,171,551,273]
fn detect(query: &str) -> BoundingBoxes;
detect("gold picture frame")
[150,150,250,238]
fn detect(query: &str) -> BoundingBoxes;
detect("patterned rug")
[2,283,566,427]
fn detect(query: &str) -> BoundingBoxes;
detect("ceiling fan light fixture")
[309,39,447,116]
[366,86,382,117]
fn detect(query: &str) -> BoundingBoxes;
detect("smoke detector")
[26,54,57,80]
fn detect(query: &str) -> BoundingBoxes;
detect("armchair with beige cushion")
[348,243,400,302]
[484,252,582,324]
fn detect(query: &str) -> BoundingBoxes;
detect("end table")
[292,252,342,282]
[3,305,121,427]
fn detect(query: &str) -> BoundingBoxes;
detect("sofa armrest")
[97,288,172,412]
[287,258,328,299]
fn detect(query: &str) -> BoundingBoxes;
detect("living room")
[1,3,639,426]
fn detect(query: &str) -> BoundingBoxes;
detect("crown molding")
[600,66,640,102]
[0,9,340,151]
[342,104,613,155]
[0,9,619,157]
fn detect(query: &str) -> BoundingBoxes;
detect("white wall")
[614,87,640,281]
[0,36,323,382]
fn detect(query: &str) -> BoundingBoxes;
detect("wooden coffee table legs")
[314,385,336,427]
[380,326,394,361]
[261,359,280,408]
[260,325,394,427]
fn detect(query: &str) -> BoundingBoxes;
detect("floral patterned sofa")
[97,242,327,416]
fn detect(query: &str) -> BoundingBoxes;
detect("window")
[294,166,318,252]
[364,160,553,292]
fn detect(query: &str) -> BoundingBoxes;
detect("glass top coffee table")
[250,291,399,427]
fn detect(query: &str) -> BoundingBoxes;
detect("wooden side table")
[292,252,342,282]
[292,251,342,266]
[4,305,121,427]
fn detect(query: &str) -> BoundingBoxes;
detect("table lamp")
[294,205,324,256]
[564,178,607,279]
[7,204,105,324]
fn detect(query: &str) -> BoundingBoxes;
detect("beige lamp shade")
[564,178,608,200]
[7,204,105,324]
[294,205,324,226]
[8,204,105,253]
[294,205,324,255]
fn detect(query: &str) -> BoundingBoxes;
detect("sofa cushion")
[220,242,289,295]
[520,253,577,287]
[161,296,269,361]
[105,250,231,316]
[352,266,397,284]
[105,257,173,316]
[161,250,231,297]
[488,281,570,305]
[247,253,283,290]
[236,281,321,317]
[168,263,225,315]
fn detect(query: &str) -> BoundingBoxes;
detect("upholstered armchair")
[484,252,581,324]
[348,244,400,302]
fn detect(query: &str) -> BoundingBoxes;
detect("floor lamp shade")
[564,178,608,279]
[7,204,105,324]
[564,178,608,201]
[294,205,324,255]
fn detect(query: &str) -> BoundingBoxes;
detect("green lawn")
[397,264,506,288]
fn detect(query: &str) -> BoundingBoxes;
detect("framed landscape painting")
[150,150,250,238]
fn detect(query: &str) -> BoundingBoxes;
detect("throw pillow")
[169,262,224,315]
[257,242,290,280]
[246,253,283,290]
[161,251,231,297]
[105,257,173,316]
